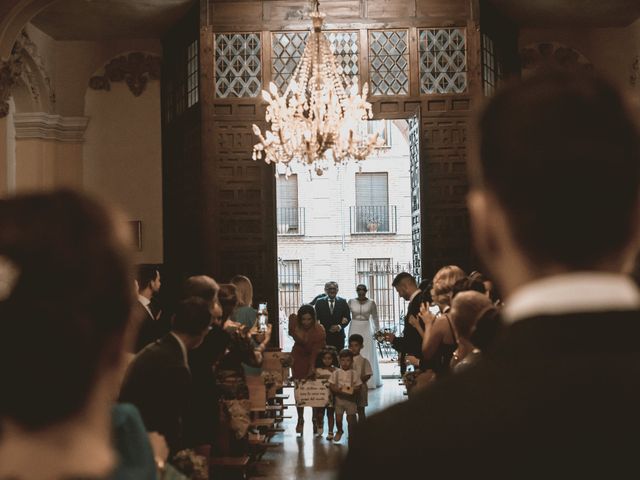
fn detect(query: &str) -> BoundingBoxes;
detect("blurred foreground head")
[469,69,640,294]
[0,189,134,430]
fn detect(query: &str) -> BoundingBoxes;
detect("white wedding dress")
[347,298,382,388]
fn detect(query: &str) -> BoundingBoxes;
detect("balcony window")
[276,174,304,235]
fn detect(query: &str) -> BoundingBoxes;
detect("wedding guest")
[289,304,326,434]
[448,291,494,371]
[182,276,224,452]
[348,334,373,422]
[329,349,362,444]
[230,275,258,329]
[119,297,212,454]
[347,284,382,388]
[415,266,466,377]
[0,190,134,479]
[213,284,271,455]
[315,281,351,351]
[341,70,640,478]
[313,348,338,440]
[134,265,166,352]
[384,273,422,374]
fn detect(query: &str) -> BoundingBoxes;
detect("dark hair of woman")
[296,304,316,324]
[0,189,134,430]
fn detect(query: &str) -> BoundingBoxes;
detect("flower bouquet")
[171,449,208,480]
[373,327,395,345]
[261,370,283,388]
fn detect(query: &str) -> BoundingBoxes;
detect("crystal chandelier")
[252,0,380,176]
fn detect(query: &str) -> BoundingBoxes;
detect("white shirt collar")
[409,289,421,302]
[503,272,640,324]
[137,294,150,306]
[170,332,189,370]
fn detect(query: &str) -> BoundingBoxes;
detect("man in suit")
[120,297,213,454]
[340,70,640,478]
[384,272,422,373]
[133,264,167,352]
[315,281,351,351]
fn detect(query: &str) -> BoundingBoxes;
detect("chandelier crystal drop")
[252,1,381,176]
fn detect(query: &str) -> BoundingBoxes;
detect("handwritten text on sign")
[294,379,331,407]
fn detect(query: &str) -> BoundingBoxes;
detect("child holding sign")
[329,349,362,443]
[313,348,338,440]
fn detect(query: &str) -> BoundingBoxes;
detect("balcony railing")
[277,207,305,235]
[350,205,397,234]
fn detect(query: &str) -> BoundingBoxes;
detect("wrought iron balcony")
[350,205,397,234]
[277,207,305,235]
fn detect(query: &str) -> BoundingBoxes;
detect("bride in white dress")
[348,284,382,388]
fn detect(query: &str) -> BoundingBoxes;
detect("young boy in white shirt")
[329,349,362,443]
[349,333,373,422]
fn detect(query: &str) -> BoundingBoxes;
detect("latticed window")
[419,28,467,94]
[271,32,308,92]
[278,259,302,317]
[271,31,359,93]
[214,33,262,98]
[368,30,409,95]
[481,33,502,96]
[186,40,199,107]
[325,31,359,88]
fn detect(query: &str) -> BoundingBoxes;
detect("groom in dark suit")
[341,70,640,478]
[315,281,351,351]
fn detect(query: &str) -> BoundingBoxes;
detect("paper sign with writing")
[294,379,331,407]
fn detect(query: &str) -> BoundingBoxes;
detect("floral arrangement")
[261,370,283,387]
[279,354,293,369]
[373,327,395,345]
[402,370,419,390]
[171,449,208,480]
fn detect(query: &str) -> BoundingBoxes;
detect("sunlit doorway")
[275,115,421,379]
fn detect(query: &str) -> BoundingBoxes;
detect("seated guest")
[182,276,222,452]
[133,264,167,352]
[341,70,640,478]
[120,297,212,454]
[448,291,495,372]
[0,190,134,479]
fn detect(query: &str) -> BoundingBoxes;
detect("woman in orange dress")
[289,304,326,434]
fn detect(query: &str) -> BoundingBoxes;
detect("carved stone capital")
[89,52,161,97]
[0,50,24,118]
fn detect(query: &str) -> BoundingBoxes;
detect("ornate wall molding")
[0,49,23,118]
[13,112,89,142]
[14,30,56,109]
[520,42,592,75]
[89,52,161,97]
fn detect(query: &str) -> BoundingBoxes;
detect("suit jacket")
[315,296,351,339]
[132,300,169,353]
[391,292,423,357]
[340,310,640,479]
[119,334,191,453]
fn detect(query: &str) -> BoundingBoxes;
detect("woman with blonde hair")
[231,275,258,329]
[415,265,466,378]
